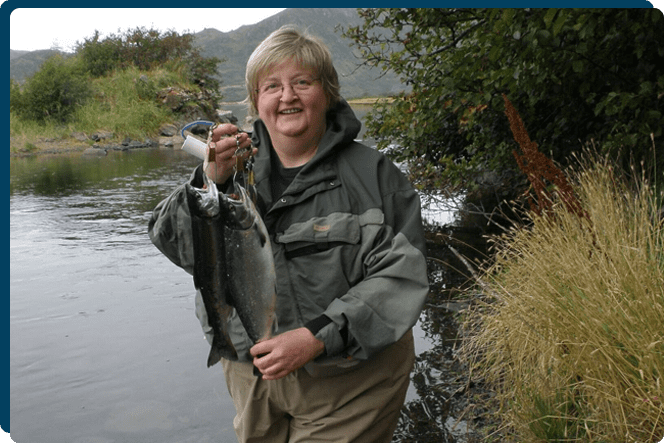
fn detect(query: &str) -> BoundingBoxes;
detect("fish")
[185,171,277,367]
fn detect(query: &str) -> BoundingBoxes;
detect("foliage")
[342,8,664,197]
[10,27,224,145]
[76,27,223,93]
[71,66,174,140]
[460,152,664,442]
[10,79,22,110]
[10,54,92,123]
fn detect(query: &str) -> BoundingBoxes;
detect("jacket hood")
[250,98,362,185]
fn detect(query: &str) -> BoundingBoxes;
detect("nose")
[280,83,298,102]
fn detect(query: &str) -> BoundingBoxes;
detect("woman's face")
[256,60,328,147]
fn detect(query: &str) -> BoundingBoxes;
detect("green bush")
[76,30,123,77]
[10,79,22,109]
[11,54,91,123]
[76,27,222,94]
[344,9,664,197]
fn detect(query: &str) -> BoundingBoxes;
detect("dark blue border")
[3,1,661,439]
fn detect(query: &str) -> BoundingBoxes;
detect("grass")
[10,64,194,153]
[460,153,664,442]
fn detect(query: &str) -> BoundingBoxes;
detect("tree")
[343,9,663,198]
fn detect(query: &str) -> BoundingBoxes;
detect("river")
[10,108,469,442]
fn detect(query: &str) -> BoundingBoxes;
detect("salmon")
[185,171,276,367]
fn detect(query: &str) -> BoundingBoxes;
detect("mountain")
[10,49,31,60]
[193,8,404,102]
[9,49,70,83]
[9,8,405,101]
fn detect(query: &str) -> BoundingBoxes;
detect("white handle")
[181,135,207,160]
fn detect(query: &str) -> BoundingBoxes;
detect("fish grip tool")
[231,132,257,204]
[194,123,254,198]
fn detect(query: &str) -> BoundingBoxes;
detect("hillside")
[10,49,70,83]
[10,8,405,101]
[192,8,404,101]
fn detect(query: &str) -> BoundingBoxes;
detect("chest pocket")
[276,212,360,260]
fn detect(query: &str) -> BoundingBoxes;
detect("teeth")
[280,109,301,114]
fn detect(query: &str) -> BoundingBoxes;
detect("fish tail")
[206,335,238,367]
[207,343,223,368]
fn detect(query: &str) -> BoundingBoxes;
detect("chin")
[276,124,308,137]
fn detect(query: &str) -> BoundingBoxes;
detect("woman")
[149,26,429,442]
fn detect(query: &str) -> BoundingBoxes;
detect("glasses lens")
[258,77,319,96]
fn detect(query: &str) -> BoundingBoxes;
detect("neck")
[273,142,318,168]
[270,126,326,168]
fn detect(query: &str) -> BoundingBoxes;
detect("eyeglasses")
[256,76,320,97]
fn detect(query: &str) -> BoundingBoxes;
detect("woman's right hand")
[203,124,255,184]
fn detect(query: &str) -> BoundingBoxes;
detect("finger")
[210,142,235,162]
[212,132,250,157]
[250,341,272,358]
[210,123,238,142]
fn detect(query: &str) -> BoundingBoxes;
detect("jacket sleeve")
[317,164,430,361]
[147,167,200,275]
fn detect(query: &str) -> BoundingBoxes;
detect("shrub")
[76,27,222,94]
[10,79,22,110]
[12,54,91,123]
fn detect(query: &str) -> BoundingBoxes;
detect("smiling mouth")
[280,108,302,115]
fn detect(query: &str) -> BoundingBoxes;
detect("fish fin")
[207,344,223,368]
[253,223,268,247]
[206,336,238,367]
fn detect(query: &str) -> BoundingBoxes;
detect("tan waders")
[221,330,415,443]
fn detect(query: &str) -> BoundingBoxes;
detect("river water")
[10,125,458,441]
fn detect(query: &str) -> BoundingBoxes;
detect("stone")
[91,131,114,141]
[159,124,178,137]
[71,132,88,142]
[216,110,238,124]
[82,147,107,156]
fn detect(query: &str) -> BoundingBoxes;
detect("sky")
[9,8,287,52]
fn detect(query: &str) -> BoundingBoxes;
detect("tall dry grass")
[461,155,663,442]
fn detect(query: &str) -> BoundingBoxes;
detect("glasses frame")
[255,76,321,97]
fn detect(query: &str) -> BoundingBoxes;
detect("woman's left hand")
[250,328,325,380]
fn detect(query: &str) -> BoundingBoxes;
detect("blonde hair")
[245,25,341,117]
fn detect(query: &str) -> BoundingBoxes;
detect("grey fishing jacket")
[148,99,429,377]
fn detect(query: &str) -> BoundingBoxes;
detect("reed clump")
[460,96,663,442]
[461,154,663,441]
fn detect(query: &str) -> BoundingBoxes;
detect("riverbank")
[9,135,183,158]
[347,96,395,105]
[10,100,389,157]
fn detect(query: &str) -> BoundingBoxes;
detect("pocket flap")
[276,212,361,256]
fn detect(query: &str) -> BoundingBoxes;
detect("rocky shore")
[10,110,241,158]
